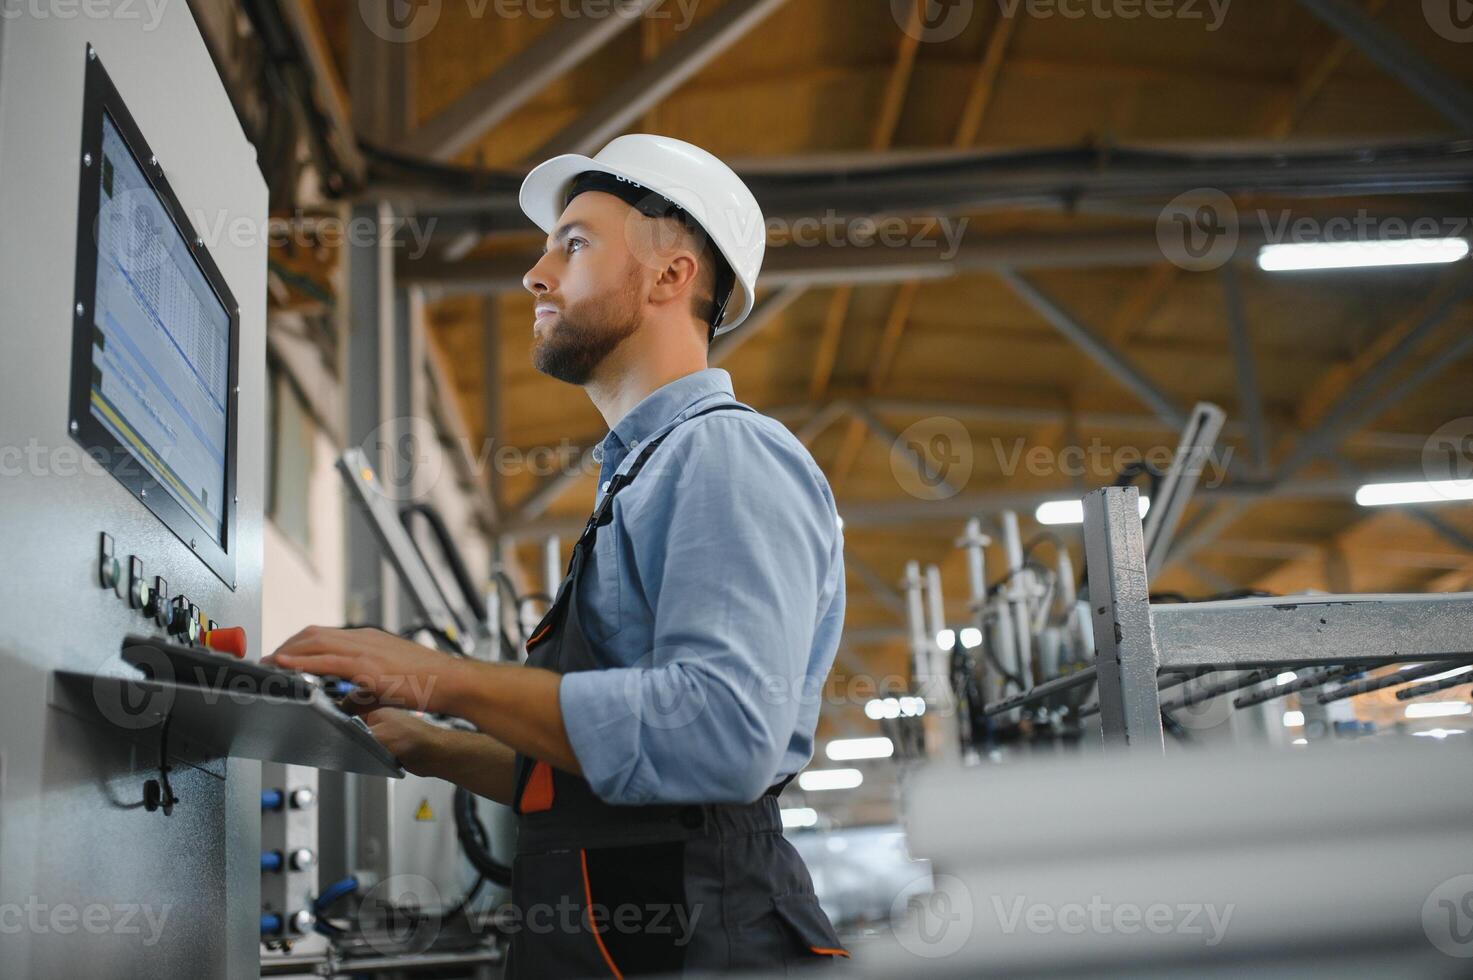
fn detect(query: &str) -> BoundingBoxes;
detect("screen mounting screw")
[69,420,78,433]
[83,153,92,167]
[140,488,148,498]
[76,302,84,317]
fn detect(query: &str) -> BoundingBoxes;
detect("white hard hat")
[519,134,765,335]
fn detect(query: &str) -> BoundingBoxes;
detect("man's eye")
[567,238,586,253]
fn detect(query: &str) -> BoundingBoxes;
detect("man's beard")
[531,276,642,385]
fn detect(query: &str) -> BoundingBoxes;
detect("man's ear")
[647,251,700,307]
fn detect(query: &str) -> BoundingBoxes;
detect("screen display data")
[88,113,230,544]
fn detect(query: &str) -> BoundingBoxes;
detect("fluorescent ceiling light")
[1355,479,1473,507]
[780,807,818,829]
[959,627,983,649]
[1257,238,1469,272]
[1292,738,1308,746]
[864,697,926,720]
[935,629,955,649]
[1276,671,1298,685]
[798,768,863,792]
[1405,702,1473,720]
[825,737,894,761]
[1036,496,1150,526]
[1282,710,1305,728]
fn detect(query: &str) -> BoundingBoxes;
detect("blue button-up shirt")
[558,369,846,805]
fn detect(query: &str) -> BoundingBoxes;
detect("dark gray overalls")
[505,404,849,978]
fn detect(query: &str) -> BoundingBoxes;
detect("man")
[265,135,849,976]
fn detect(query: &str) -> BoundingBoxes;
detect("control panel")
[260,762,325,956]
[98,530,247,658]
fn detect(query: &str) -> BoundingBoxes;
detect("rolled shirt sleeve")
[558,414,841,805]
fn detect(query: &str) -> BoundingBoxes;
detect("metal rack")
[1072,485,1473,750]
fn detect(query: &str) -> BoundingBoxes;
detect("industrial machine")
[0,21,397,978]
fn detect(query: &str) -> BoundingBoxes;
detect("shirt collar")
[604,368,735,454]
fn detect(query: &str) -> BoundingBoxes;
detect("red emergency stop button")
[203,626,248,659]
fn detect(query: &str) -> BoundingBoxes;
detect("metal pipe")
[983,666,1097,717]
[999,511,1036,689]
[1396,669,1473,701]
[1160,669,1277,713]
[542,536,562,598]
[1317,660,1473,704]
[1233,664,1375,710]
[903,561,928,683]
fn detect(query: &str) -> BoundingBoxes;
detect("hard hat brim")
[519,153,755,334]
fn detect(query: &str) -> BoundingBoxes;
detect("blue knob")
[260,912,283,936]
[260,850,283,872]
[261,789,284,811]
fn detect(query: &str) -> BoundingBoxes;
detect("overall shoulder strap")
[579,402,753,543]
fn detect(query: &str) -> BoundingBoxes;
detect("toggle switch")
[98,533,122,596]
[203,626,247,659]
[260,913,283,937]
[168,597,198,643]
[288,848,315,871]
[288,787,316,810]
[260,850,283,873]
[260,789,284,811]
[146,577,171,628]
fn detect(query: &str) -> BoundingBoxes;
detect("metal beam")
[844,554,908,620]
[1082,487,1165,751]
[500,470,1447,536]
[1276,277,1473,481]
[997,269,1187,429]
[404,1,657,161]
[1153,592,1473,670]
[394,143,1473,234]
[1295,0,1473,132]
[1220,264,1269,476]
[530,0,791,159]
[709,284,808,367]
[1408,508,1473,555]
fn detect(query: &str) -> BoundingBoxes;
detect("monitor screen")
[87,112,231,545]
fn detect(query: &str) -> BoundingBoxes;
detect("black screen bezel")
[68,46,241,590]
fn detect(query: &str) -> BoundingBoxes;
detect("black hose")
[400,503,488,629]
[454,787,512,887]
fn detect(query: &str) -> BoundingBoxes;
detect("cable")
[454,786,513,887]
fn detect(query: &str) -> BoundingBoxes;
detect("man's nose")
[523,254,554,296]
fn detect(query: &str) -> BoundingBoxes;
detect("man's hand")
[264,623,582,780]
[361,708,449,777]
[263,626,462,715]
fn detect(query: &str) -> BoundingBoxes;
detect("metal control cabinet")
[0,18,268,980]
